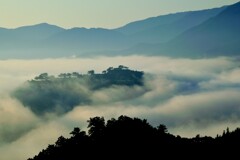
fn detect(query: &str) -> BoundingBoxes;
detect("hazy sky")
[1,0,239,29]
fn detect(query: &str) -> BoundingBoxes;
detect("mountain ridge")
[115,6,226,43]
[0,2,239,58]
[167,1,240,57]
[125,1,240,58]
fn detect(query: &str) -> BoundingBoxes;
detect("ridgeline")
[28,115,240,159]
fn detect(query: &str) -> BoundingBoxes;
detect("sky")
[0,0,239,29]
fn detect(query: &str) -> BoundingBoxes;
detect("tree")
[55,136,67,147]
[72,72,81,78]
[88,70,95,75]
[118,65,129,70]
[87,117,105,139]
[195,134,200,139]
[58,73,67,78]
[34,73,49,81]
[157,124,168,134]
[223,130,226,136]
[66,73,72,78]
[106,67,113,73]
[226,127,230,134]
[70,127,81,137]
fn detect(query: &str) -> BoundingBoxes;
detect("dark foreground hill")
[28,115,240,160]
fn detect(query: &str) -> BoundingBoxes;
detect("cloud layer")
[0,56,240,160]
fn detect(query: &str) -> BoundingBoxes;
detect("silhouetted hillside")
[12,66,145,115]
[28,115,240,160]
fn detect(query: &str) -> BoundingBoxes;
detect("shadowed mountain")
[115,6,225,43]
[43,27,132,55]
[0,25,132,58]
[129,1,240,58]
[0,2,239,58]
[0,23,64,48]
[165,1,240,57]
[0,23,65,58]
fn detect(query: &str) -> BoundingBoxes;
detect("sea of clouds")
[0,56,240,160]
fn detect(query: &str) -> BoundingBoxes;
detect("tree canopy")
[28,115,240,160]
[12,66,145,115]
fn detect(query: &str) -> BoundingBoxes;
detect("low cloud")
[152,90,240,126]
[0,96,39,145]
[0,56,240,160]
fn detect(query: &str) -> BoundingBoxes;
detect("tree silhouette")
[28,116,240,160]
[34,73,49,81]
[118,65,129,70]
[157,124,168,134]
[70,127,81,137]
[87,70,95,75]
[87,116,105,141]
[55,136,67,147]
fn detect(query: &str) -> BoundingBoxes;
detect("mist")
[0,56,240,160]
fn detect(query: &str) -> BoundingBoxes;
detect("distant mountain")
[0,23,65,58]
[115,7,225,43]
[129,2,240,58]
[0,2,239,58]
[164,1,240,57]
[13,23,65,39]
[0,23,64,48]
[0,24,132,58]
[43,27,131,55]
